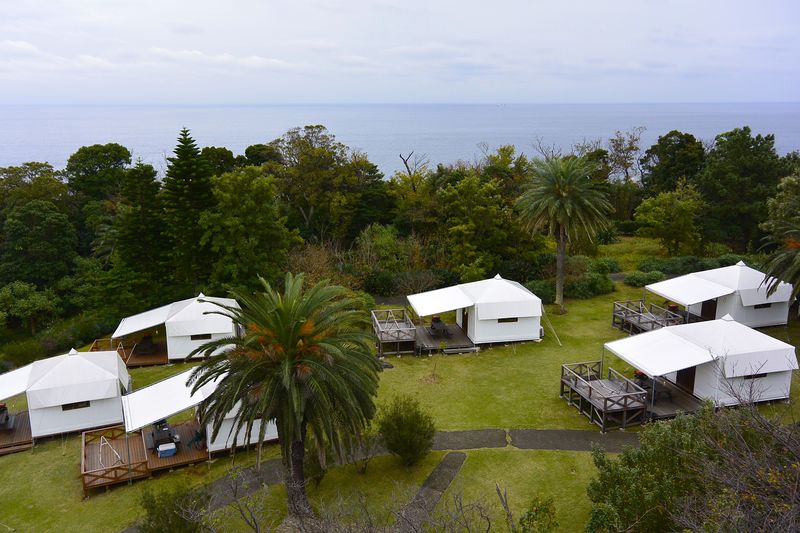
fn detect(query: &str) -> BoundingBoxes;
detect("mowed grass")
[377,284,641,430]
[442,449,597,533]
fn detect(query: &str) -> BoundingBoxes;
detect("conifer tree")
[161,128,215,289]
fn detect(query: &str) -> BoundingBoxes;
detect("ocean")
[1,103,798,176]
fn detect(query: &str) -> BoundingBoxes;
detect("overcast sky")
[1,0,798,104]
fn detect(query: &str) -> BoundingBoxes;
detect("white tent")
[646,261,794,327]
[407,274,543,344]
[0,349,130,438]
[112,294,240,361]
[121,369,277,452]
[605,316,798,406]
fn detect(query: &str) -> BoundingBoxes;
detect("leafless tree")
[399,152,430,177]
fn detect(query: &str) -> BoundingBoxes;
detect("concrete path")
[394,452,466,533]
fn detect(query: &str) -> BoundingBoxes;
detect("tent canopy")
[112,294,239,339]
[605,315,797,378]
[407,275,542,319]
[646,261,794,307]
[0,349,129,408]
[121,368,220,432]
[0,365,32,402]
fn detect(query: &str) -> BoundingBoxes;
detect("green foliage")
[65,143,131,201]
[0,281,59,335]
[518,494,558,533]
[587,411,707,533]
[377,394,436,467]
[564,272,614,299]
[0,338,46,367]
[635,179,705,255]
[200,146,236,176]
[161,128,215,289]
[640,130,706,195]
[588,258,621,275]
[199,166,298,291]
[139,486,209,533]
[524,280,556,305]
[615,219,641,235]
[0,199,77,286]
[760,173,800,299]
[637,254,744,276]
[362,269,396,296]
[244,142,283,166]
[354,224,406,274]
[694,126,791,249]
[623,270,666,287]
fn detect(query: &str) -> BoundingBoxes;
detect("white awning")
[112,300,188,338]
[407,286,474,317]
[0,364,32,402]
[646,276,733,307]
[604,316,798,378]
[605,328,715,377]
[121,368,220,432]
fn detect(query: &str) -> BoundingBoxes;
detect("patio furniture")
[430,316,449,338]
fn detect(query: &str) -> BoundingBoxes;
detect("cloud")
[148,47,294,70]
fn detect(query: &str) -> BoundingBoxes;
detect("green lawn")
[599,236,663,272]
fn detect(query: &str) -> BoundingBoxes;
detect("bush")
[525,280,556,305]
[624,270,666,287]
[616,220,641,235]
[0,338,46,367]
[430,268,461,289]
[589,258,621,275]
[139,486,210,533]
[565,272,615,299]
[362,269,396,296]
[518,494,558,533]
[394,270,440,295]
[597,223,620,245]
[377,394,436,467]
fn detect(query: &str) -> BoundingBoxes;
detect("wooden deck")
[0,411,33,456]
[372,308,417,356]
[90,337,169,367]
[560,361,648,431]
[123,349,169,368]
[415,324,477,354]
[81,422,209,496]
[612,300,684,334]
[645,378,704,419]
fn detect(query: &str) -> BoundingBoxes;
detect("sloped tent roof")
[121,368,221,432]
[605,315,798,378]
[0,349,130,408]
[112,294,240,339]
[407,274,542,320]
[646,261,794,307]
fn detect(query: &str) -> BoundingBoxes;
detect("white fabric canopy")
[26,350,130,409]
[407,274,542,319]
[121,368,220,432]
[112,294,239,339]
[646,261,794,307]
[0,364,32,402]
[605,315,797,377]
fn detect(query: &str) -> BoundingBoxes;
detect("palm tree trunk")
[555,224,567,314]
[285,437,313,517]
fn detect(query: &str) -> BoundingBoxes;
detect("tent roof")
[407,275,542,319]
[0,364,32,402]
[605,315,798,377]
[121,368,220,432]
[646,261,794,307]
[112,294,239,338]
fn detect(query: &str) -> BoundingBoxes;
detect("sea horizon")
[2,102,798,175]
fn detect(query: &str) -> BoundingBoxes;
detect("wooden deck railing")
[612,300,684,333]
[371,308,416,341]
[81,426,149,496]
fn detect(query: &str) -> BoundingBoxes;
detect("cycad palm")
[516,156,612,312]
[188,273,381,517]
[763,220,800,300]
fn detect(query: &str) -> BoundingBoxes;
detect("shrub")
[0,338,46,367]
[589,258,621,275]
[377,394,436,467]
[431,268,461,289]
[616,220,641,235]
[139,486,210,533]
[362,269,396,296]
[394,270,440,295]
[525,280,556,305]
[624,270,666,287]
[518,494,559,533]
[565,255,591,280]
[565,272,615,299]
[597,223,620,245]
[703,242,732,258]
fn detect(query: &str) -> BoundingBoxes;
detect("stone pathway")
[121,428,639,532]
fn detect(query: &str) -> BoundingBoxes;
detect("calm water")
[1,103,798,175]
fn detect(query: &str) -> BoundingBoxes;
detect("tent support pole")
[125,431,132,485]
[600,347,605,376]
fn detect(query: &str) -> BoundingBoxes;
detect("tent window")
[191,334,213,341]
[753,303,772,310]
[497,317,519,323]
[743,373,768,380]
[62,401,90,411]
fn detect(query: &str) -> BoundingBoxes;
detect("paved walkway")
[121,428,639,532]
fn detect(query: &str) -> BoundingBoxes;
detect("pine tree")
[161,128,215,289]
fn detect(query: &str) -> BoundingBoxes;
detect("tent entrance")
[700,299,718,321]
[462,308,469,336]
[675,367,697,394]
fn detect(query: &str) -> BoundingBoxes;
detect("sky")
[0,0,798,104]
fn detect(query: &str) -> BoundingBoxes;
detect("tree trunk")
[555,224,567,314]
[285,437,313,517]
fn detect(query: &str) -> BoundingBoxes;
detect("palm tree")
[187,273,381,517]
[516,156,612,313]
[763,220,800,300]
